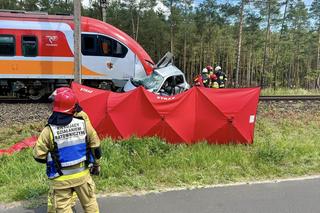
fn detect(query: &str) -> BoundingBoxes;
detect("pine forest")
[1,0,320,89]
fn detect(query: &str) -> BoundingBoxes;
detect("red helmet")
[49,87,73,100]
[53,90,77,114]
[55,87,73,94]
[206,66,213,71]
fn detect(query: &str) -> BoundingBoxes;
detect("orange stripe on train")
[0,60,102,76]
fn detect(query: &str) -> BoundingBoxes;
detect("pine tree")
[287,0,309,87]
[310,0,320,88]
[0,0,19,10]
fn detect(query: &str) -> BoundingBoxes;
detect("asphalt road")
[1,177,320,213]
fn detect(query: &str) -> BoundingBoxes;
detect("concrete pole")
[74,0,82,83]
[101,0,107,22]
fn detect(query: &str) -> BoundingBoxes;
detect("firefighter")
[207,66,219,89]
[214,66,227,88]
[33,88,101,213]
[47,87,81,212]
[206,66,213,72]
[193,74,203,87]
[194,68,210,87]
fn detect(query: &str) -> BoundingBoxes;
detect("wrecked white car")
[123,53,190,96]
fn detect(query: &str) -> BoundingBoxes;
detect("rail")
[259,95,320,101]
[0,98,50,104]
[1,95,320,103]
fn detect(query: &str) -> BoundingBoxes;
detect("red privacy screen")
[72,82,260,144]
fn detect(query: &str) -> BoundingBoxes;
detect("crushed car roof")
[155,65,185,78]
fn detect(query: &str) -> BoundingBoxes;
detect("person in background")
[206,66,219,89]
[214,66,227,88]
[194,68,210,87]
[34,87,101,213]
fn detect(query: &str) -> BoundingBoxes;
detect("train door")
[81,33,135,86]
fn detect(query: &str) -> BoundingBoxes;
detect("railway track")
[1,95,319,127]
[0,98,50,104]
[1,95,320,103]
[259,95,320,101]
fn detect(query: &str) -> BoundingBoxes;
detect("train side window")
[113,41,128,58]
[0,35,15,56]
[82,34,98,56]
[99,36,112,56]
[98,35,128,58]
[22,36,38,57]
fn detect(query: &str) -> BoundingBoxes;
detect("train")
[0,10,154,100]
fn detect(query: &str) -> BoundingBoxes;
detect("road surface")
[1,177,319,213]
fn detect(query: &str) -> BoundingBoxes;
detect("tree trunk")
[135,14,140,41]
[153,38,157,62]
[131,9,136,39]
[194,53,197,77]
[261,0,271,87]
[294,34,301,87]
[316,29,320,88]
[235,0,245,87]
[226,55,229,79]
[251,55,255,86]
[195,54,198,75]
[183,31,187,72]
[199,37,203,72]
[211,40,215,66]
[208,29,212,65]
[274,0,289,90]
[317,30,320,70]
[170,0,174,54]
[191,53,195,81]
[247,47,252,87]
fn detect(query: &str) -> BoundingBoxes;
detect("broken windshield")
[134,71,164,91]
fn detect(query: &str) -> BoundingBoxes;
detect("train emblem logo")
[45,35,58,47]
[107,62,113,69]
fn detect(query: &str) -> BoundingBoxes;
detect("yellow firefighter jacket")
[33,111,101,189]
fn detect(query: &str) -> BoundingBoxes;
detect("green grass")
[261,87,320,96]
[0,111,319,203]
[0,122,45,149]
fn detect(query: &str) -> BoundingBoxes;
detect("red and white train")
[0,11,154,99]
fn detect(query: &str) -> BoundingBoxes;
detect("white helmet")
[202,68,208,74]
[215,66,221,71]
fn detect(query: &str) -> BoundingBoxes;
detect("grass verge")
[0,110,319,203]
[261,87,320,96]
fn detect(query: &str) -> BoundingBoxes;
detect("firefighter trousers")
[48,190,77,213]
[49,176,99,213]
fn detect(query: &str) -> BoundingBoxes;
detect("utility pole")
[74,0,82,83]
[100,0,107,22]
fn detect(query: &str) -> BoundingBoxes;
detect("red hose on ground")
[0,136,38,156]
